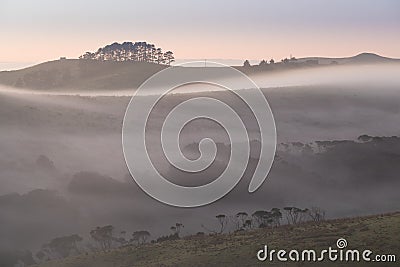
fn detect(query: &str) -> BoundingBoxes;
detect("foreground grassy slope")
[35,212,399,267]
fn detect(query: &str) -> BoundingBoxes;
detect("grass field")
[34,212,399,267]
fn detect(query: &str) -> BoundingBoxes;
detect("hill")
[296,52,400,65]
[34,212,399,267]
[0,59,166,90]
[232,52,399,75]
[1,53,398,92]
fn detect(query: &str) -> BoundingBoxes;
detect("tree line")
[242,56,320,68]
[34,206,325,263]
[79,41,175,65]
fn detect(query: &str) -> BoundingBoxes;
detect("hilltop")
[34,212,399,267]
[0,40,174,91]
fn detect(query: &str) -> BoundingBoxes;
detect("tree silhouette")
[307,207,326,222]
[235,212,248,230]
[164,51,175,65]
[216,214,228,233]
[270,208,282,227]
[90,225,114,251]
[243,60,251,67]
[170,223,184,236]
[168,225,181,240]
[156,48,164,64]
[131,231,151,245]
[244,219,253,230]
[252,210,270,228]
[283,207,309,225]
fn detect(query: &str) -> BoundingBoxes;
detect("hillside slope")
[0,59,166,90]
[34,212,399,267]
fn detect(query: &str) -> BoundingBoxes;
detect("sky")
[0,0,399,64]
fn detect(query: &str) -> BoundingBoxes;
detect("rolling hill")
[33,212,399,267]
[0,53,398,91]
[0,59,166,91]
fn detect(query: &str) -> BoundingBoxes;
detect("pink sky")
[1,0,399,63]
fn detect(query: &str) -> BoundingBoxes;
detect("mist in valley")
[0,63,399,261]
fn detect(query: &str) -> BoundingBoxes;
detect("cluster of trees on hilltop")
[242,56,319,68]
[79,41,175,65]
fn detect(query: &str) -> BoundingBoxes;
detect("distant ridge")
[0,53,398,91]
[296,52,399,65]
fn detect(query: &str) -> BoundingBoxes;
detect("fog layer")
[0,63,399,257]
